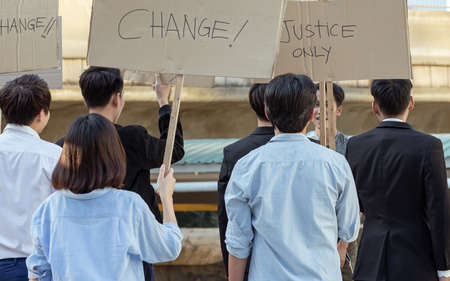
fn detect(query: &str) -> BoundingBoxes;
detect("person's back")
[0,75,61,280]
[27,114,183,281]
[29,189,181,281]
[225,74,360,281]
[346,79,450,281]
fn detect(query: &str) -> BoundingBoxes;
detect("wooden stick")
[162,74,184,175]
[327,81,336,151]
[319,81,327,146]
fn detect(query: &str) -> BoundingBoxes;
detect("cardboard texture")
[275,0,412,81]
[0,0,59,74]
[87,0,285,79]
[0,16,62,89]
[123,70,214,88]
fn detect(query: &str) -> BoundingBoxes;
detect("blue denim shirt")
[26,188,183,281]
[225,133,360,281]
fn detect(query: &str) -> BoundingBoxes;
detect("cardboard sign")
[123,70,215,88]
[0,16,62,89]
[0,0,59,74]
[87,0,286,79]
[274,0,412,81]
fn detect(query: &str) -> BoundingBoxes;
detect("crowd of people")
[0,68,448,281]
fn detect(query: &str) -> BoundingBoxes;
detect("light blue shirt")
[26,188,183,281]
[225,133,360,281]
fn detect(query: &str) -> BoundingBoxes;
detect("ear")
[408,96,415,111]
[336,105,343,117]
[264,107,270,121]
[111,92,121,107]
[372,101,379,116]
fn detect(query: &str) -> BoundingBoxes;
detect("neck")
[257,119,272,127]
[274,126,308,136]
[28,123,41,135]
[89,107,116,123]
[380,112,408,123]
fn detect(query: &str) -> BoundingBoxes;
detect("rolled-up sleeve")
[225,160,254,259]
[336,160,360,243]
[133,199,184,263]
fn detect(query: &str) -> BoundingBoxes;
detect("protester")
[0,75,62,281]
[225,73,360,281]
[346,79,450,281]
[56,68,184,280]
[26,114,182,280]
[307,83,348,155]
[307,82,355,280]
[218,83,273,280]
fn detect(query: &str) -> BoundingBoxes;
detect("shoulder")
[31,191,64,225]
[224,134,271,161]
[109,189,149,211]
[36,139,62,160]
[116,124,150,143]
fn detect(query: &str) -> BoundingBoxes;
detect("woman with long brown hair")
[26,114,182,281]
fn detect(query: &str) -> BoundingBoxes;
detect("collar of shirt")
[382,118,405,123]
[3,124,40,139]
[269,133,309,143]
[60,188,114,200]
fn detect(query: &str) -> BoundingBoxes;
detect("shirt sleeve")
[26,221,52,281]
[131,198,183,264]
[335,159,361,243]
[225,159,254,259]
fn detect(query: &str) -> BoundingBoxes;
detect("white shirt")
[383,118,450,278]
[0,124,62,259]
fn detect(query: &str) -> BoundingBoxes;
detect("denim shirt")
[26,188,183,281]
[225,134,360,281]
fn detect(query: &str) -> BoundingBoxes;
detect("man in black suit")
[217,83,274,280]
[56,68,184,281]
[346,79,450,281]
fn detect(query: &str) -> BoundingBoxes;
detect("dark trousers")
[0,258,28,281]
[144,261,155,281]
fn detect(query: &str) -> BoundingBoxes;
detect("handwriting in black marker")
[229,19,248,48]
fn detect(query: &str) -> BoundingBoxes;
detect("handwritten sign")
[87,0,285,78]
[0,0,59,74]
[274,0,411,81]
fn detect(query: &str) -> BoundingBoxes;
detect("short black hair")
[248,83,268,121]
[371,79,413,116]
[314,83,345,107]
[265,74,316,133]
[0,74,51,125]
[79,67,124,108]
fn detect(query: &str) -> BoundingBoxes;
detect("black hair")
[79,67,124,108]
[314,83,345,107]
[248,83,268,121]
[371,79,413,116]
[265,74,317,133]
[0,74,51,125]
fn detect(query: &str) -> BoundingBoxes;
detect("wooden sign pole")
[162,74,184,175]
[327,81,336,151]
[319,81,327,146]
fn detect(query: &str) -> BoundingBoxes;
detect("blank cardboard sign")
[0,0,59,74]
[274,0,412,81]
[87,0,285,79]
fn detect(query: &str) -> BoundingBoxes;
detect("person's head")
[79,67,125,122]
[370,79,414,121]
[312,83,345,134]
[52,114,126,194]
[0,74,51,133]
[248,83,269,123]
[264,74,316,134]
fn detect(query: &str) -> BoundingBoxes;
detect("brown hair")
[0,74,51,125]
[52,114,126,194]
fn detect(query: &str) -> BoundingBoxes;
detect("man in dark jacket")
[57,68,184,281]
[218,83,273,280]
[346,79,450,281]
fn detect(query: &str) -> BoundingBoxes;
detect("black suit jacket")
[217,126,274,277]
[56,105,184,223]
[346,121,450,281]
